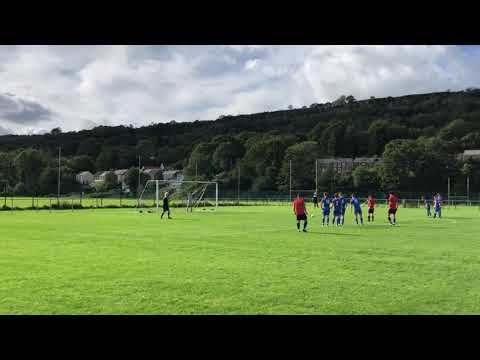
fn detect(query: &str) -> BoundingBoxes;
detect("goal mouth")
[138,180,218,211]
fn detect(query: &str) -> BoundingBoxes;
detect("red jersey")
[388,194,398,209]
[367,197,376,209]
[293,198,306,215]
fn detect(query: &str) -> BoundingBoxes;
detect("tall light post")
[137,155,141,206]
[57,147,61,206]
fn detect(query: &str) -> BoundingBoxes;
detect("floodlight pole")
[467,176,470,203]
[289,160,292,201]
[137,155,141,207]
[447,177,451,206]
[215,182,218,209]
[237,166,240,204]
[315,159,318,194]
[57,147,61,206]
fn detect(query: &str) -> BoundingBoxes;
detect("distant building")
[163,170,184,183]
[317,157,354,174]
[75,171,94,185]
[317,156,383,175]
[114,169,129,190]
[143,167,163,180]
[94,171,109,183]
[458,149,480,161]
[352,156,383,168]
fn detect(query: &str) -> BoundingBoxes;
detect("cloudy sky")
[0,45,479,136]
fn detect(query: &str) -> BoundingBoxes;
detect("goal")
[138,180,218,211]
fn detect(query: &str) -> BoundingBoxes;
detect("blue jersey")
[340,196,348,210]
[322,197,331,210]
[332,198,342,212]
[351,197,362,212]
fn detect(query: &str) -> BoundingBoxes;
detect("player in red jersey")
[387,191,398,225]
[366,194,376,222]
[293,193,308,232]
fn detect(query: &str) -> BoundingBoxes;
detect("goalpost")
[138,179,218,211]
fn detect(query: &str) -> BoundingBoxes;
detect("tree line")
[1,89,480,197]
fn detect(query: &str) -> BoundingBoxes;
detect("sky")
[0,45,479,136]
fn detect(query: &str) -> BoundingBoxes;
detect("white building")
[163,170,184,183]
[114,169,129,190]
[459,149,480,161]
[317,156,383,175]
[76,171,94,185]
[94,171,109,183]
[143,167,163,180]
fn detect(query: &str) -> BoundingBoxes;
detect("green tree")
[184,142,217,179]
[104,171,118,190]
[380,139,420,190]
[212,141,245,172]
[124,167,150,195]
[16,149,46,196]
[70,155,96,173]
[352,165,380,191]
[461,132,480,149]
[96,148,116,171]
[278,141,320,191]
[439,119,472,140]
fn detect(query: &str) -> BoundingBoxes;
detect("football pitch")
[1,205,479,314]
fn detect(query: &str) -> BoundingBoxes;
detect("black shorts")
[296,213,307,221]
[368,208,374,214]
[163,206,169,211]
[388,208,397,215]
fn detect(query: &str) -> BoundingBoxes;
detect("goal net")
[138,180,218,211]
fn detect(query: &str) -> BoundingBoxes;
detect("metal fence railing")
[1,194,480,211]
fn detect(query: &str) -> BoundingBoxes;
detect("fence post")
[49,198,52,212]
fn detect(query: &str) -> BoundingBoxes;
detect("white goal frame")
[139,179,218,210]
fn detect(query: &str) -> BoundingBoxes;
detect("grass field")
[1,204,479,314]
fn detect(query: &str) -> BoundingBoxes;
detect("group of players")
[292,191,443,232]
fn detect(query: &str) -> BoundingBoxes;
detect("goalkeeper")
[161,192,172,219]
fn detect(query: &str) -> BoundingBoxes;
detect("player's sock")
[360,217,363,225]
[303,222,307,231]
[297,222,300,231]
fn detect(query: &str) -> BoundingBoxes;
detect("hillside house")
[75,171,94,185]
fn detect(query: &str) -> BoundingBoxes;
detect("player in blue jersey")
[350,193,364,225]
[339,192,349,225]
[433,193,442,218]
[320,192,332,226]
[332,193,343,226]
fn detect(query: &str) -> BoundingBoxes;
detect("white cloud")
[244,58,260,70]
[0,45,479,135]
